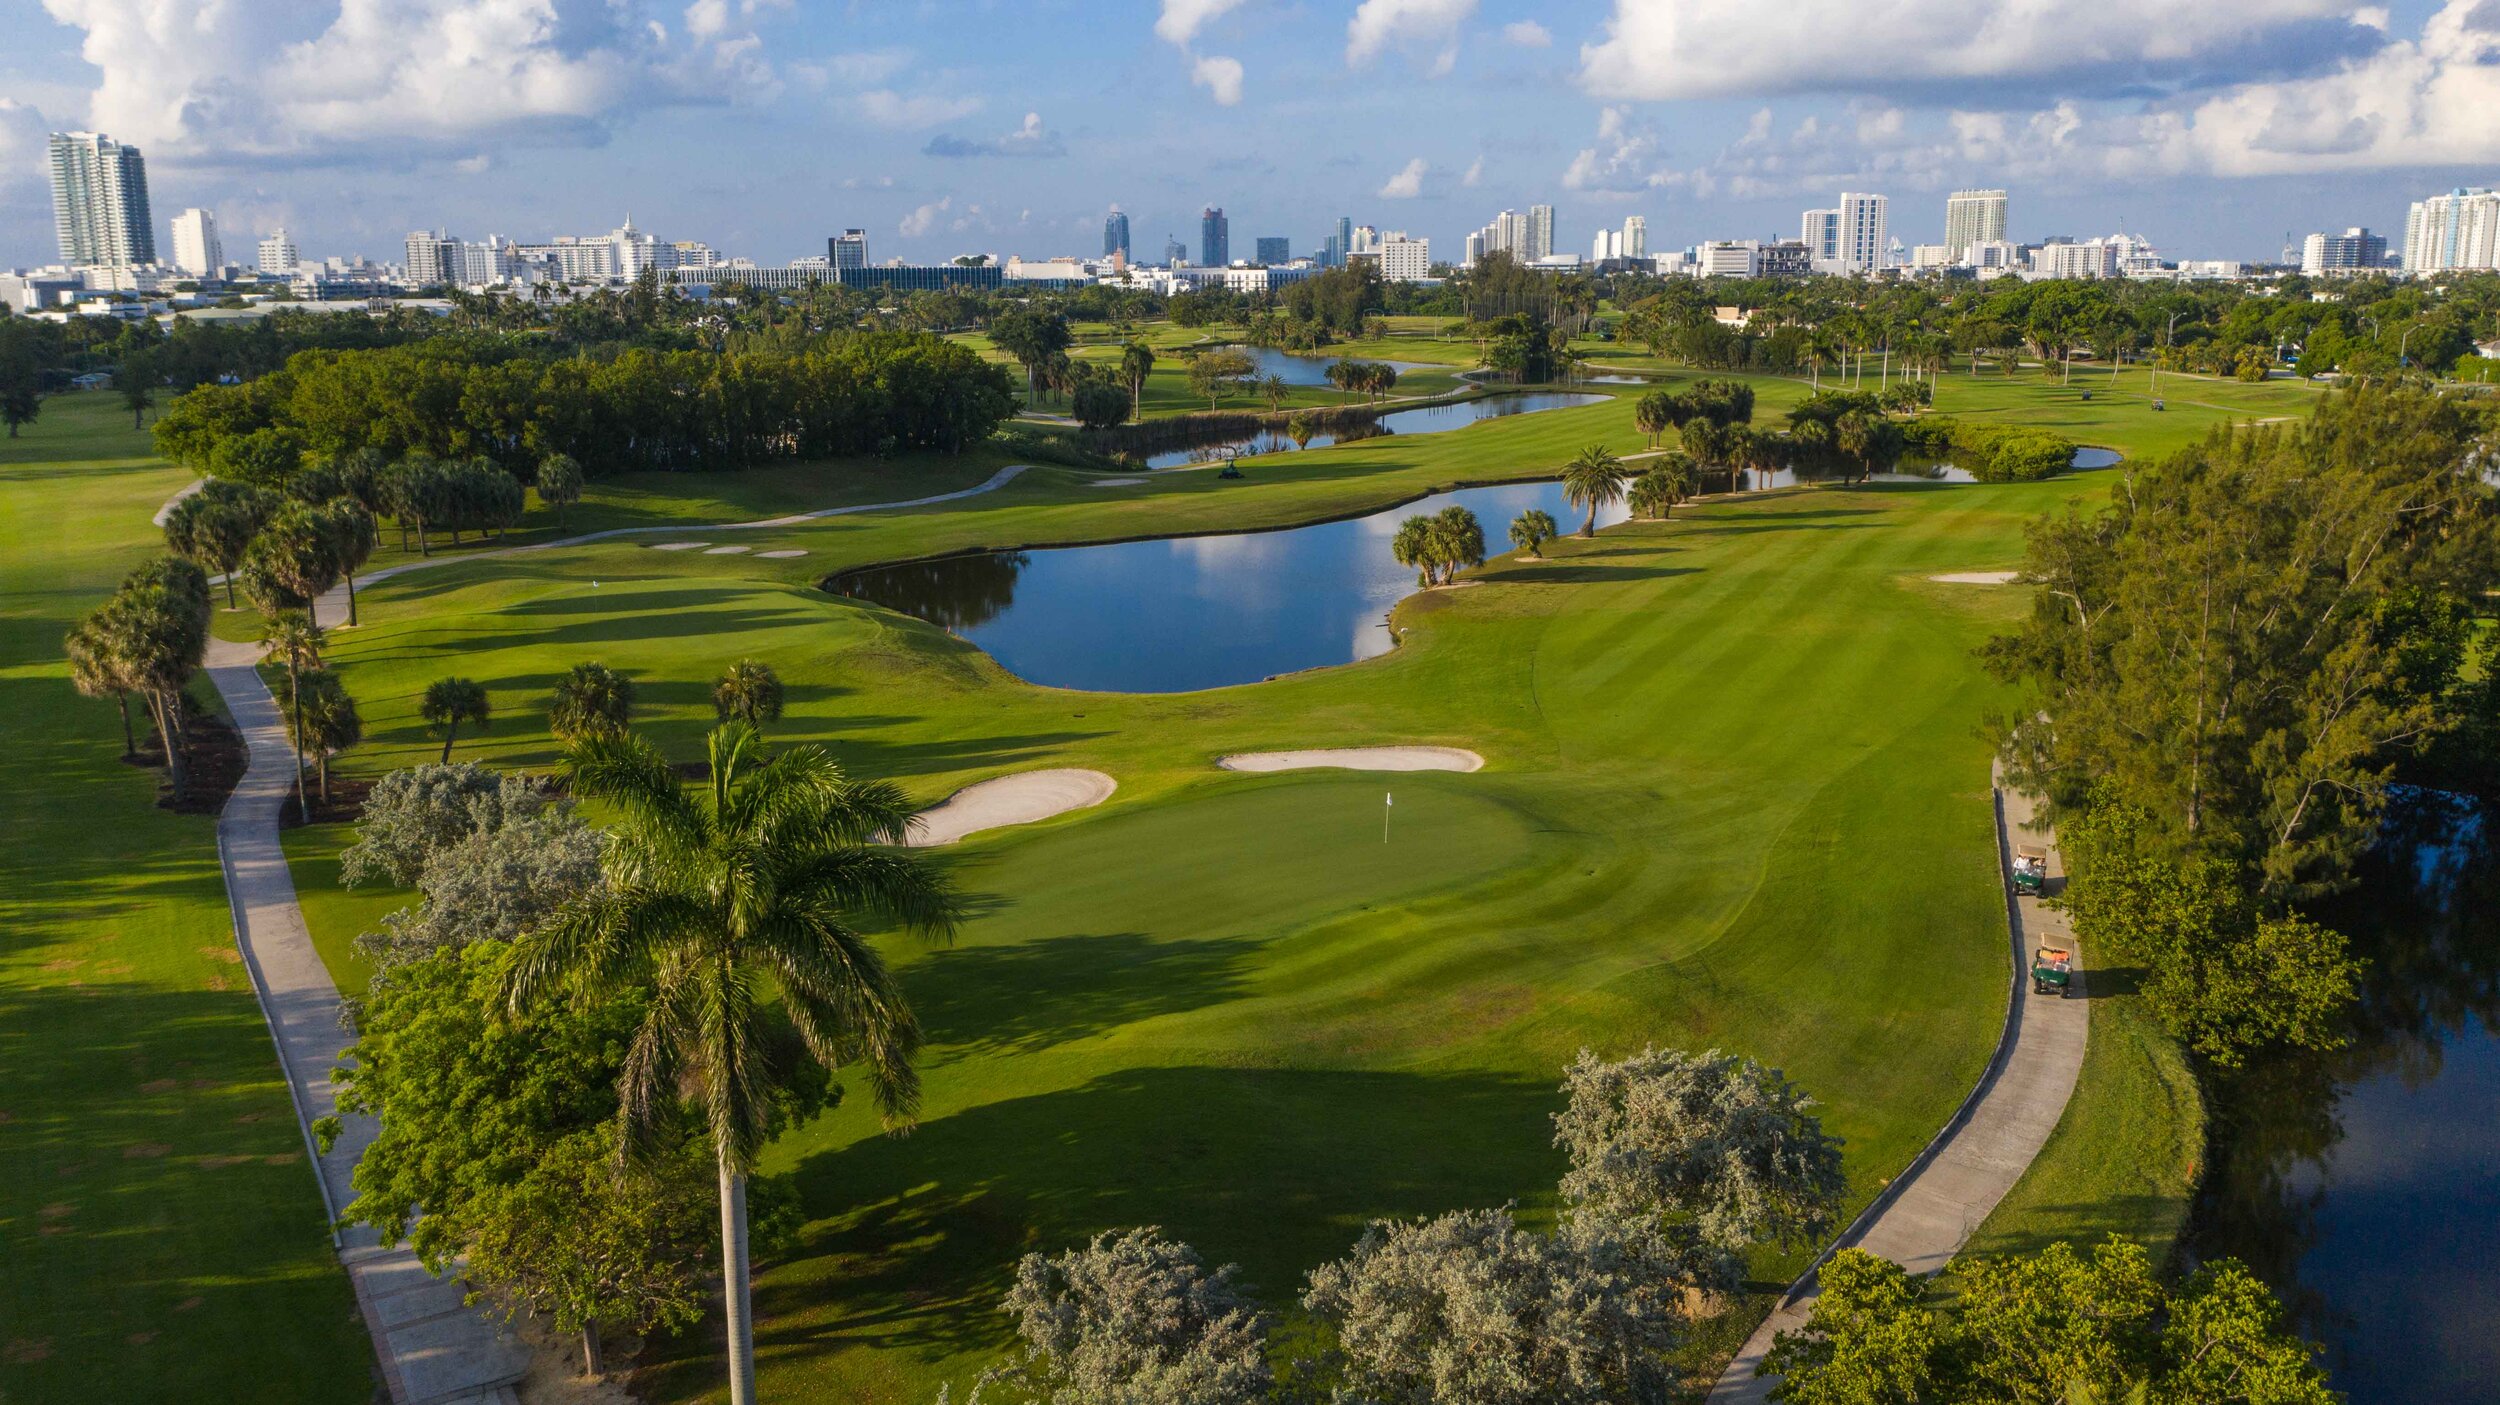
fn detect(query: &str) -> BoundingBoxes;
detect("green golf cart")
[2013,843,2049,898]
[2032,945,2075,998]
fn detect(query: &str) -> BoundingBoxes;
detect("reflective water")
[834,480,1629,693]
[1144,392,1610,469]
[2193,792,2500,1403]
[1744,445,2122,491]
[1211,344,1432,386]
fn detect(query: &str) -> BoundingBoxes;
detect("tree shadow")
[1499,564,1700,585]
[907,932,1262,1058]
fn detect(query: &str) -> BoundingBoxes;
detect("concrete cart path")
[1708,768,2086,1403]
[207,634,529,1405]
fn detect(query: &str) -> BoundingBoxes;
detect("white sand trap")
[1086,477,1148,487]
[651,542,709,551]
[906,768,1117,847]
[1929,571,2020,585]
[756,549,810,559]
[704,544,752,554]
[1219,746,1484,773]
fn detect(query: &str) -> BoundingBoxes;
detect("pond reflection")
[1144,392,1610,470]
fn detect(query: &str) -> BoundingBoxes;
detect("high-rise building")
[1200,207,1229,267]
[404,230,458,286]
[1622,215,1647,261]
[1526,204,1554,261]
[829,228,868,271]
[2403,189,2500,272]
[1164,235,1188,267]
[1836,193,1888,274]
[1104,207,1131,260]
[1320,215,1352,268]
[1255,236,1290,265]
[1802,208,1840,263]
[1944,190,2008,262]
[169,208,223,276]
[48,131,156,267]
[256,228,299,276]
[1462,230,1484,266]
[1379,233,1430,282]
[2300,227,2387,275]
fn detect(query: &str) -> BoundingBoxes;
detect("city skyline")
[4,1,2496,270]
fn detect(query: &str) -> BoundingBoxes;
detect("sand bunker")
[1219,746,1484,773]
[1086,477,1148,487]
[906,768,1117,846]
[1929,571,2020,585]
[704,544,751,555]
[755,549,809,559]
[651,542,709,551]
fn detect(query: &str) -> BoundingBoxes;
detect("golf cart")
[2032,945,2075,998]
[2013,843,2050,897]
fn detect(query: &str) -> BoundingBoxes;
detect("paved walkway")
[1707,768,2086,1402]
[208,636,530,1405]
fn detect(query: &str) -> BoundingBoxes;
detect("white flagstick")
[1383,790,1392,844]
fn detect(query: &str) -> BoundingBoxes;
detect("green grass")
[260,353,2256,1401]
[0,392,374,1403]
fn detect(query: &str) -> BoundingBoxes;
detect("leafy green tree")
[1072,381,1130,431]
[548,661,634,743]
[1561,445,1630,537]
[1508,509,1557,559]
[503,722,961,1405]
[1552,1045,1846,1289]
[1759,1251,1939,1405]
[114,350,157,428]
[355,799,602,970]
[0,341,40,438]
[341,762,545,888]
[958,1229,1274,1405]
[1187,349,1256,410]
[420,677,490,763]
[1303,1205,1688,1405]
[325,941,713,1377]
[712,659,785,726]
[536,452,585,530]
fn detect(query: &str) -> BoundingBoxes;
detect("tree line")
[149,331,1020,482]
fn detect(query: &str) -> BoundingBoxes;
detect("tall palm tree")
[504,723,959,1405]
[261,611,324,821]
[1508,509,1557,560]
[420,677,490,763]
[281,668,361,804]
[550,662,634,743]
[1560,445,1630,538]
[1120,341,1156,423]
[64,615,140,758]
[316,498,379,627]
[712,660,785,726]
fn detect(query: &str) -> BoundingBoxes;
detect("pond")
[1209,344,1433,386]
[2191,791,2500,1402]
[833,479,1629,693]
[1145,391,1610,469]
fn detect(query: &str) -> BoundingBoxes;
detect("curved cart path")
[205,634,531,1405]
[1707,767,2086,1403]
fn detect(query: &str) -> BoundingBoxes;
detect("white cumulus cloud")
[1378,156,1429,198]
[899,196,951,238]
[1192,54,1246,105]
[1462,155,1484,186]
[1347,0,1477,72]
[1576,0,2358,101]
[1501,19,1551,47]
[1156,0,1249,46]
[858,89,983,128]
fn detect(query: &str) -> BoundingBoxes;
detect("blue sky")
[4,0,2495,269]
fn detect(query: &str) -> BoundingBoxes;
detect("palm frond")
[780,846,962,942]
[762,908,926,1126]
[567,729,704,851]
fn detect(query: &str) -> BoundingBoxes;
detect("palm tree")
[1508,509,1557,560]
[316,498,379,627]
[1560,444,1630,538]
[504,723,959,1405]
[261,611,325,821]
[1259,374,1289,414]
[1286,413,1315,450]
[280,668,361,804]
[1391,515,1436,587]
[420,677,490,763]
[1120,341,1156,422]
[712,660,785,726]
[1629,456,1695,520]
[550,662,634,743]
[64,615,140,758]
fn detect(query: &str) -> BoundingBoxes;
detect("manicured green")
[0,392,373,1404]
[266,356,2259,1402]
